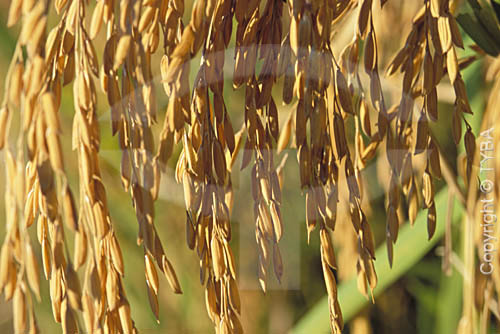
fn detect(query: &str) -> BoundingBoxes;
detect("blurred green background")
[0,1,496,333]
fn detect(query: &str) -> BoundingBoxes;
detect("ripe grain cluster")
[0,0,478,333]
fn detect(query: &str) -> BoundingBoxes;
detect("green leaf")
[467,0,482,9]
[457,13,500,56]
[492,0,500,23]
[474,3,500,44]
[435,262,462,334]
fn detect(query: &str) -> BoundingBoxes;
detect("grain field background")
[0,1,499,334]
